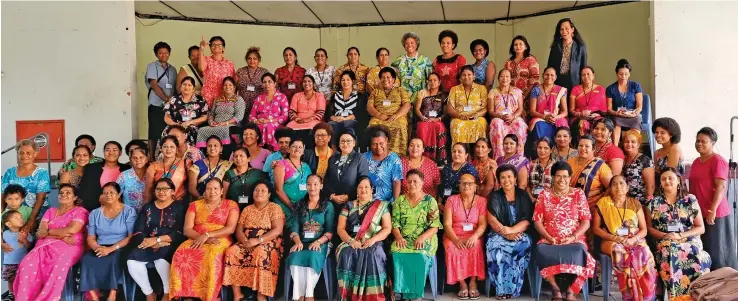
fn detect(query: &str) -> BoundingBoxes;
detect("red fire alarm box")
[15,120,66,163]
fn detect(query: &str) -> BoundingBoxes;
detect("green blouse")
[286,202,336,273]
[390,194,443,256]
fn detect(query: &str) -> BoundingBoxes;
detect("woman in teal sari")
[336,176,393,301]
[392,169,442,300]
[273,139,312,222]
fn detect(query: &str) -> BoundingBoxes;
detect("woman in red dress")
[433,30,467,94]
[199,36,236,107]
[503,35,540,100]
[275,47,306,102]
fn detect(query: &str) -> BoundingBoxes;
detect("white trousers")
[126,259,171,295]
[290,265,322,300]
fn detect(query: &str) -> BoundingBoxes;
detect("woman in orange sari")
[144,135,189,204]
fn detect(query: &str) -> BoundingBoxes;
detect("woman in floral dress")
[488,70,527,158]
[198,36,236,107]
[248,73,289,151]
[163,77,209,145]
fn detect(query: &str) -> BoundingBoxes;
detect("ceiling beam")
[302,1,324,25]
[158,1,185,17]
[230,1,259,22]
[506,1,511,20]
[371,1,385,23]
[440,1,447,21]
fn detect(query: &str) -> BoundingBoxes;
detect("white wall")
[652,1,738,161]
[1,1,137,171]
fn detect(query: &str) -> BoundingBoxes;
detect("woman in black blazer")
[322,130,369,209]
[547,18,588,92]
[78,141,130,211]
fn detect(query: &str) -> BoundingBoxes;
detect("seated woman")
[440,143,479,206]
[592,175,657,301]
[273,139,312,221]
[144,136,189,204]
[237,123,272,170]
[249,73,290,151]
[552,127,578,162]
[527,137,555,200]
[333,47,369,95]
[1,139,52,230]
[414,72,448,164]
[336,177,392,301]
[286,174,336,301]
[117,147,148,211]
[59,145,92,188]
[591,118,625,175]
[496,134,529,190]
[195,76,245,158]
[170,178,239,301]
[621,129,655,205]
[164,76,209,146]
[127,178,187,301]
[79,141,131,212]
[569,66,606,144]
[527,66,569,155]
[401,138,440,198]
[224,181,285,301]
[80,183,137,301]
[287,75,327,147]
[391,169,442,300]
[448,65,488,146]
[486,165,533,299]
[606,59,643,146]
[324,130,369,209]
[363,126,404,202]
[302,123,334,178]
[567,135,613,209]
[472,138,498,197]
[367,67,412,155]
[488,69,527,158]
[224,147,269,209]
[13,184,89,301]
[443,173,487,300]
[645,168,712,301]
[188,135,233,199]
[533,161,595,301]
[327,71,364,148]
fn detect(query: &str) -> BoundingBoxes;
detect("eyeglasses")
[339,140,354,144]
[290,145,305,150]
[315,134,329,138]
[553,175,571,180]
[155,187,172,192]
[211,44,224,47]
[460,182,476,186]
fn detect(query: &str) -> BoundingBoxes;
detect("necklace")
[553,187,570,198]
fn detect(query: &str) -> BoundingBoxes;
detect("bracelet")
[115,244,121,250]
[258,237,264,244]
[205,232,210,238]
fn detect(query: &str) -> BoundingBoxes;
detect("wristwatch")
[156,237,162,244]
[258,237,264,244]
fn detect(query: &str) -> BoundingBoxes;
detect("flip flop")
[469,289,481,300]
[457,290,469,300]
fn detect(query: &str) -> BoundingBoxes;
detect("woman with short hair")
[434,30,467,94]
[367,47,399,94]
[196,76,245,157]
[307,48,336,101]
[652,117,685,188]
[333,47,369,94]
[327,71,364,147]
[199,36,236,107]
[367,67,412,155]
[621,129,655,205]
[393,32,433,101]
[2,139,52,230]
[164,76,210,145]
[469,39,496,90]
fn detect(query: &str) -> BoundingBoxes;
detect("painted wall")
[1,1,137,171]
[653,1,738,161]
[134,20,320,137]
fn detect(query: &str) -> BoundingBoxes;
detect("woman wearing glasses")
[198,36,236,107]
[273,139,312,222]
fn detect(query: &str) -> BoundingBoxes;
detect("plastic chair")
[598,253,613,299]
[126,262,228,301]
[485,253,537,298]
[62,264,81,301]
[283,249,335,301]
[641,94,656,159]
[427,255,440,300]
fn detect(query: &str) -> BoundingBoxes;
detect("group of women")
[0,17,735,301]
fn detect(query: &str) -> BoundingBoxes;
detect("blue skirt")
[485,232,532,297]
[79,247,124,291]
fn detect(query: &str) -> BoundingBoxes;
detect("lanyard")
[615,199,628,227]
[463,197,476,222]
[464,86,473,104]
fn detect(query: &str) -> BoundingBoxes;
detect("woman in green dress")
[273,139,312,222]
[286,174,336,301]
[223,147,268,210]
[391,169,442,301]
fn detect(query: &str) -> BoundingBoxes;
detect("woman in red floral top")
[504,35,540,100]
[275,47,306,102]
[198,36,236,108]
[533,161,595,301]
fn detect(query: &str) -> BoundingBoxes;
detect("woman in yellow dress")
[448,65,488,146]
[367,67,411,155]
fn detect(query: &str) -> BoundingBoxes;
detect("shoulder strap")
[188,64,204,87]
[148,64,170,99]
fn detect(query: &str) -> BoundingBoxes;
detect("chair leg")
[284,265,292,301]
[534,266,542,301]
[582,280,590,301]
[429,256,438,300]
[602,255,612,300]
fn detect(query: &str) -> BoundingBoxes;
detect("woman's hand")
[62,236,76,245]
[349,240,363,249]
[308,240,323,251]
[413,237,427,250]
[624,237,639,246]
[464,237,478,249]
[662,233,681,241]
[452,238,465,249]
[361,238,377,249]
[387,114,400,122]
[36,227,48,239]
[205,237,220,244]
[95,246,115,257]
[395,237,408,249]
[244,238,261,249]
[290,242,304,253]
[199,36,208,49]
[705,210,716,225]
[139,237,159,249]
[558,236,574,245]
[331,194,349,204]
[190,234,209,249]
[499,226,511,235]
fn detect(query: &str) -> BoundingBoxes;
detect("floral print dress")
[163,94,209,145]
[623,153,654,205]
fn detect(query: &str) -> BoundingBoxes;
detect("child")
[2,184,32,223]
[2,210,34,301]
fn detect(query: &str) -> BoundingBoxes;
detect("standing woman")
[273,139,312,221]
[496,135,529,190]
[249,73,290,151]
[78,141,131,212]
[471,138,498,198]
[367,47,399,94]
[488,70,528,157]
[367,67,412,155]
[591,118,625,175]
[144,136,189,204]
[276,47,307,101]
[414,72,448,164]
[392,32,434,102]
[306,48,337,101]
[236,47,268,120]
[690,127,738,269]
[401,138,441,197]
[59,145,92,188]
[335,177,392,301]
[527,137,556,200]
[237,123,271,170]
[621,129,655,205]
[552,127,578,162]
[333,47,369,95]
[485,165,534,300]
[324,130,369,209]
[196,76,245,158]
[188,135,232,198]
[223,147,269,209]
[528,67,569,151]
[287,75,327,146]
[652,117,685,188]
[503,35,539,100]
[443,173,487,300]
[434,30,467,94]
[224,181,285,301]
[199,36,236,107]
[606,59,643,146]
[547,18,588,92]
[447,65,488,146]
[117,147,148,211]
[163,76,210,146]
[286,174,336,301]
[440,144,480,207]
[392,169,442,301]
[568,66,606,143]
[1,139,51,231]
[469,39,496,90]
[327,71,363,147]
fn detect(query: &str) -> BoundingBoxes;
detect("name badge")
[428,110,438,117]
[182,115,192,122]
[462,223,474,232]
[667,221,682,232]
[616,227,629,236]
[238,195,249,204]
[165,83,173,89]
[247,85,256,92]
[304,231,316,239]
[353,225,360,233]
[532,187,543,196]
[464,106,473,112]
[288,82,297,90]
[299,184,307,191]
[502,109,511,115]
[341,111,349,117]
[617,106,626,112]
[383,100,392,107]
[404,74,413,79]
[444,188,452,196]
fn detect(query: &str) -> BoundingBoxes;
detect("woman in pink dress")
[14,184,89,301]
[568,66,606,143]
[275,47,306,102]
[286,75,326,147]
[199,36,236,107]
[503,35,540,100]
[249,73,289,151]
[443,173,487,300]
[488,69,528,157]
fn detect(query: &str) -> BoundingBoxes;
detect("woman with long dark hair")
[547,18,587,92]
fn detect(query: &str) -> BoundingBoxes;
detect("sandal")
[551,289,564,301]
[457,289,469,300]
[469,289,481,300]
[565,291,578,301]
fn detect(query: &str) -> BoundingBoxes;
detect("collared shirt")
[146,61,177,107]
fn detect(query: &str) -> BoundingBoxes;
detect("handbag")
[690,267,738,301]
